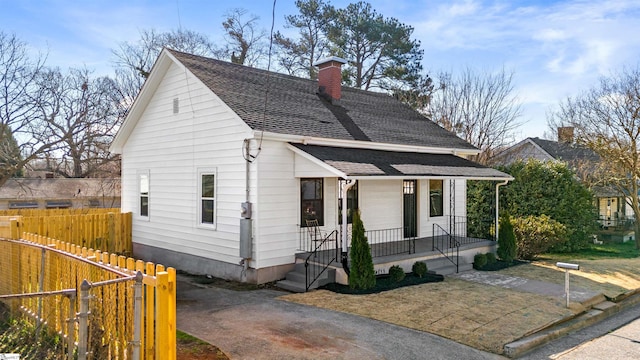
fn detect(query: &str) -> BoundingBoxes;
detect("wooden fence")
[0,233,176,360]
[0,209,132,255]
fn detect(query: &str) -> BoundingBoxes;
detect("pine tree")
[349,210,376,290]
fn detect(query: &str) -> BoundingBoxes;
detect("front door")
[403,180,417,238]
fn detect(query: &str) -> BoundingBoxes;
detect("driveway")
[176,274,504,360]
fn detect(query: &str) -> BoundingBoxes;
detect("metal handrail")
[432,223,460,273]
[305,230,339,291]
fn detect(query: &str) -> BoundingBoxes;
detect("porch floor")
[297,236,495,266]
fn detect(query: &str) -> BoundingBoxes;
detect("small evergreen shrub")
[349,210,376,290]
[473,253,487,269]
[485,252,497,264]
[388,265,406,282]
[497,212,517,263]
[412,261,428,278]
[512,214,568,260]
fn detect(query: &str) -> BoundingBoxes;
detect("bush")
[473,253,487,269]
[485,252,497,264]
[349,210,376,290]
[497,212,517,263]
[512,214,568,260]
[388,265,406,282]
[412,261,428,277]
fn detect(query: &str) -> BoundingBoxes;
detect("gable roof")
[113,48,476,153]
[492,137,600,166]
[528,137,599,162]
[290,144,511,180]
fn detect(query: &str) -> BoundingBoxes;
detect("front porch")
[277,221,495,292]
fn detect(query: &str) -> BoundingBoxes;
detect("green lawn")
[544,241,640,261]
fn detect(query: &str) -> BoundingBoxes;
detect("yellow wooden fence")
[0,210,132,255]
[0,234,176,360]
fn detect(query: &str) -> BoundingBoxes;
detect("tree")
[349,210,375,290]
[504,160,596,252]
[31,67,124,178]
[220,8,267,66]
[497,212,516,263]
[426,68,522,164]
[326,1,424,91]
[112,28,216,103]
[274,0,333,79]
[0,32,73,187]
[548,66,640,249]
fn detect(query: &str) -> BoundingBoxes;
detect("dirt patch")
[281,277,575,354]
[177,331,229,360]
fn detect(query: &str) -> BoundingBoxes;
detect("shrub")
[512,214,568,260]
[412,261,428,277]
[473,253,487,269]
[485,252,497,264]
[388,265,406,282]
[497,212,517,263]
[349,210,376,290]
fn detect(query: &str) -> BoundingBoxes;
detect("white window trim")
[138,170,150,221]
[197,168,217,230]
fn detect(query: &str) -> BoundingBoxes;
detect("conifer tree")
[349,210,375,290]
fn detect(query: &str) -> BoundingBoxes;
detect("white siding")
[359,180,403,230]
[122,62,254,266]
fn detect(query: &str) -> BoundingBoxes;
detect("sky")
[2,0,640,142]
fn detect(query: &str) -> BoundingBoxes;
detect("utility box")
[240,218,252,259]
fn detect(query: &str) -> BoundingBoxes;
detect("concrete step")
[277,264,336,293]
[425,257,472,275]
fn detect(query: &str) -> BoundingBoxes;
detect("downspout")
[341,179,356,274]
[495,180,509,241]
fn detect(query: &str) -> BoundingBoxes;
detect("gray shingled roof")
[169,49,477,151]
[530,138,599,162]
[291,144,511,179]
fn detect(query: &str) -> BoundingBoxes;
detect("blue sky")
[2,0,640,141]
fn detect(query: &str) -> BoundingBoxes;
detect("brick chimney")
[558,126,574,144]
[313,56,347,101]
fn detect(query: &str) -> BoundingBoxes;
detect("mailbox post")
[556,262,580,308]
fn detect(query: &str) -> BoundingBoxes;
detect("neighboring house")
[0,178,121,210]
[492,128,631,228]
[110,49,511,284]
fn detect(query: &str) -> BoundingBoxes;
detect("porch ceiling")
[289,144,513,180]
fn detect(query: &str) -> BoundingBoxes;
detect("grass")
[546,241,640,260]
[177,330,230,360]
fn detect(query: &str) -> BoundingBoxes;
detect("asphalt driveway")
[176,274,504,360]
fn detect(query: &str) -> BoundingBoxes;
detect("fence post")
[78,279,91,360]
[132,271,143,360]
[156,271,169,360]
[36,247,46,336]
[67,292,76,360]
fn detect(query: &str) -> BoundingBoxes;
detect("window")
[429,179,443,217]
[338,180,358,224]
[301,178,324,226]
[200,172,216,226]
[139,172,149,217]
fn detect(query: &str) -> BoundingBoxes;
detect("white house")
[110,49,510,284]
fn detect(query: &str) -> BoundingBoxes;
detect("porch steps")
[425,256,473,275]
[276,262,336,293]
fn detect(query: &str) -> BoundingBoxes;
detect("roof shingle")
[169,49,476,151]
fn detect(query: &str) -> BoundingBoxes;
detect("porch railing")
[305,230,339,291]
[433,223,459,273]
[365,227,415,258]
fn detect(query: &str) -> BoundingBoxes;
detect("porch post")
[341,179,356,257]
[495,180,509,241]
